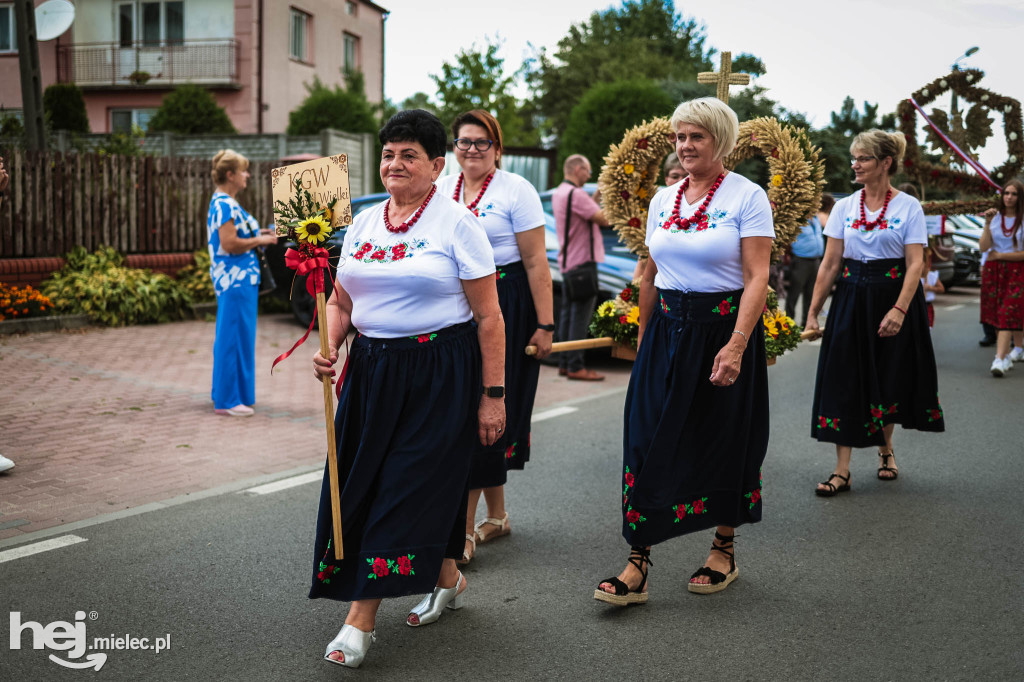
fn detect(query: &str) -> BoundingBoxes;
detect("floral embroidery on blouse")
[884,265,903,279]
[660,208,729,234]
[845,216,901,233]
[816,415,840,432]
[712,296,737,316]
[625,505,646,530]
[673,497,708,522]
[351,238,428,263]
[366,554,416,580]
[474,201,495,219]
[410,333,438,343]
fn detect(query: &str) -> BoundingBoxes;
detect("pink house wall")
[0,0,61,113]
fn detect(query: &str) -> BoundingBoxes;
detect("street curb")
[0,314,94,335]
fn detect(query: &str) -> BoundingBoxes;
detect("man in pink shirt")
[552,154,611,380]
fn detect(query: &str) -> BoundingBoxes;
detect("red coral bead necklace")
[999,213,1017,238]
[852,187,893,231]
[384,184,437,233]
[663,172,726,231]
[453,171,495,215]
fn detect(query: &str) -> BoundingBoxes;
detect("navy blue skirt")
[811,258,945,448]
[621,288,768,547]
[469,261,540,488]
[309,322,481,602]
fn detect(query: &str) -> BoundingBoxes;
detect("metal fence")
[57,40,239,87]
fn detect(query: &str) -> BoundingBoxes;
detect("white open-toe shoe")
[324,624,376,668]
[406,571,466,627]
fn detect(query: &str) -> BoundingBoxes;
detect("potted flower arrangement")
[589,280,641,361]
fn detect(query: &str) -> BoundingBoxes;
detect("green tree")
[149,84,236,134]
[810,97,898,192]
[430,41,540,147]
[526,0,764,139]
[560,80,675,177]
[43,83,90,133]
[287,73,378,136]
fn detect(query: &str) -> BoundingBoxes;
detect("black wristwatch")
[537,323,556,332]
[482,385,505,398]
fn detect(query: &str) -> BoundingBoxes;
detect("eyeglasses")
[850,156,876,165]
[454,138,494,152]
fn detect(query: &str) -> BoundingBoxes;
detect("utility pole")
[14,0,46,151]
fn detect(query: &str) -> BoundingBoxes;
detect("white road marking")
[532,406,579,423]
[0,535,87,563]
[942,304,964,311]
[242,471,322,495]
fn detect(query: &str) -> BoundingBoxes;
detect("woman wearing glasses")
[805,130,944,496]
[436,110,553,566]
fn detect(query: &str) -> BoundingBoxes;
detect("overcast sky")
[381,0,1022,168]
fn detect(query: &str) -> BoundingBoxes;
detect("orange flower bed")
[0,282,54,321]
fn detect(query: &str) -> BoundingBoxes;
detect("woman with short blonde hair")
[806,129,944,493]
[595,97,774,603]
[206,149,278,417]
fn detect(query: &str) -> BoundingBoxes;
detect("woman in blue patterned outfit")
[206,149,278,417]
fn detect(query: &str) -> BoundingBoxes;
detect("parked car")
[944,214,984,287]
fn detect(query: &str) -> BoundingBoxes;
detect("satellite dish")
[35,0,76,42]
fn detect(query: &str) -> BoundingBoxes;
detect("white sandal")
[474,512,510,544]
[456,533,475,565]
[324,624,375,668]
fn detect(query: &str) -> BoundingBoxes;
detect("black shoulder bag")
[560,188,600,301]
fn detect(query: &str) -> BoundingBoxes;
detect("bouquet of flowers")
[763,289,802,361]
[590,280,641,349]
[273,177,339,247]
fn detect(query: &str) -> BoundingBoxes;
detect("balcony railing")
[57,39,239,88]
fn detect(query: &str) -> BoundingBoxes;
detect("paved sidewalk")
[0,315,630,540]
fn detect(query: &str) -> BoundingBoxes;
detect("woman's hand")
[878,308,905,337]
[804,314,822,338]
[709,338,744,387]
[527,328,553,359]
[983,207,998,223]
[478,396,506,446]
[987,251,1002,262]
[313,347,338,383]
[258,229,278,247]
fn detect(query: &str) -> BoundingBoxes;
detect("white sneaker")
[1004,356,1015,372]
[0,454,14,473]
[991,357,1006,377]
[1010,346,1024,363]
[214,405,255,417]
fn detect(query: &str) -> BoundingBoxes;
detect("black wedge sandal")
[688,531,738,594]
[815,472,851,497]
[593,546,651,606]
[877,451,898,481]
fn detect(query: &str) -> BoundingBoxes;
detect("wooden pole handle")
[316,289,343,561]
[800,328,824,340]
[525,337,615,356]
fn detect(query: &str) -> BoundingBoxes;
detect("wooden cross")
[697,51,750,104]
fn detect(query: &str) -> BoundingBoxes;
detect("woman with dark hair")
[206,149,279,417]
[595,97,774,603]
[436,110,553,565]
[806,129,944,494]
[980,178,1024,375]
[310,109,505,668]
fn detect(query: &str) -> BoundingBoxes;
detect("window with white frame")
[0,5,16,53]
[111,108,157,133]
[118,1,182,47]
[290,8,310,61]
[343,33,359,71]
[345,1,357,16]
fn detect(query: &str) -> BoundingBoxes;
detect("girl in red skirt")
[980,179,1024,377]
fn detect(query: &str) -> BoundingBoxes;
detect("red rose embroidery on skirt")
[372,557,389,577]
[396,555,413,576]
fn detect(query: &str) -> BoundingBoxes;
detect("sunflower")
[296,215,332,244]
[597,301,617,317]
[626,306,640,325]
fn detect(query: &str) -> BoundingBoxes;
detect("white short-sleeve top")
[824,190,927,260]
[645,172,775,292]
[436,169,546,266]
[987,215,1024,253]
[337,193,496,337]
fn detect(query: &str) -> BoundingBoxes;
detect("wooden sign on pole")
[271,154,353,235]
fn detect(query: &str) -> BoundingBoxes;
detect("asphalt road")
[2,290,1022,681]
